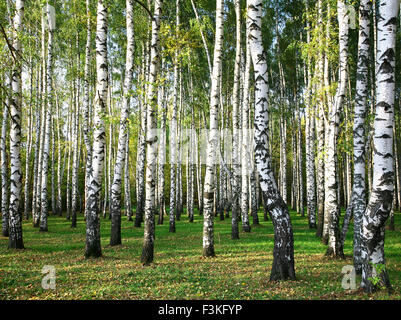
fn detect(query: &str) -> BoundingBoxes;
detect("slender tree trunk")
[124,130,132,221]
[39,3,55,232]
[50,115,56,215]
[55,89,62,216]
[315,0,325,239]
[34,14,47,227]
[135,84,146,227]
[341,0,371,273]
[71,34,80,228]
[324,0,349,258]
[66,108,72,220]
[231,0,241,238]
[187,68,195,223]
[31,65,41,219]
[248,0,295,280]
[110,0,135,246]
[250,167,259,225]
[83,0,93,220]
[85,0,108,258]
[8,0,25,249]
[23,67,33,220]
[202,0,224,257]
[169,0,180,232]
[1,75,10,237]
[141,0,163,265]
[304,27,317,227]
[157,65,167,225]
[240,31,252,234]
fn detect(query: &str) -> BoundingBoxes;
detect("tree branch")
[0,23,16,61]
[133,0,153,19]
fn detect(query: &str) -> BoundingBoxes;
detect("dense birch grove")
[1,0,401,293]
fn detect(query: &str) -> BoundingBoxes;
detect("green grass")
[0,208,400,300]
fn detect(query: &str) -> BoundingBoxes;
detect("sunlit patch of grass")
[0,209,400,300]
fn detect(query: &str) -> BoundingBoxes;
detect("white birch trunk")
[83,0,93,220]
[110,0,135,246]
[248,0,295,280]
[231,0,241,238]
[315,0,325,238]
[202,0,223,257]
[141,0,162,265]
[361,0,399,293]
[341,0,371,273]
[8,0,25,248]
[71,36,80,228]
[1,75,10,237]
[324,0,349,258]
[85,0,108,258]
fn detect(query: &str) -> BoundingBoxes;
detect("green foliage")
[368,263,388,291]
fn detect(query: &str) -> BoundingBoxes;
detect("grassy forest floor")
[0,208,400,300]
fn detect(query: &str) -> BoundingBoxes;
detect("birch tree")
[342,0,371,273]
[169,0,180,233]
[324,0,349,258]
[85,0,108,258]
[8,0,25,248]
[141,0,163,265]
[361,0,399,293]
[83,0,93,220]
[304,1,316,228]
[110,0,135,246]
[1,83,10,237]
[247,0,295,280]
[202,0,224,257]
[39,2,55,232]
[231,0,241,239]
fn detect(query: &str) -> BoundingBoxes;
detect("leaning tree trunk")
[85,0,108,258]
[248,0,295,280]
[324,0,349,258]
[141,0,163,265]
[202,0,224,258]
[110,0,135,246]
[8,0,25,249]
[361,0,399,293]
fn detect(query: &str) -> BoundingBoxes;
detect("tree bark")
[110,0,135,246]
[85,0,108,258]
[324,0,349,258]
[202,0,224,257]
[231,0,241,239]
[8,0,25,249]
[141,0,163,265]
[361,0,399,293]
[248,0,295,280]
